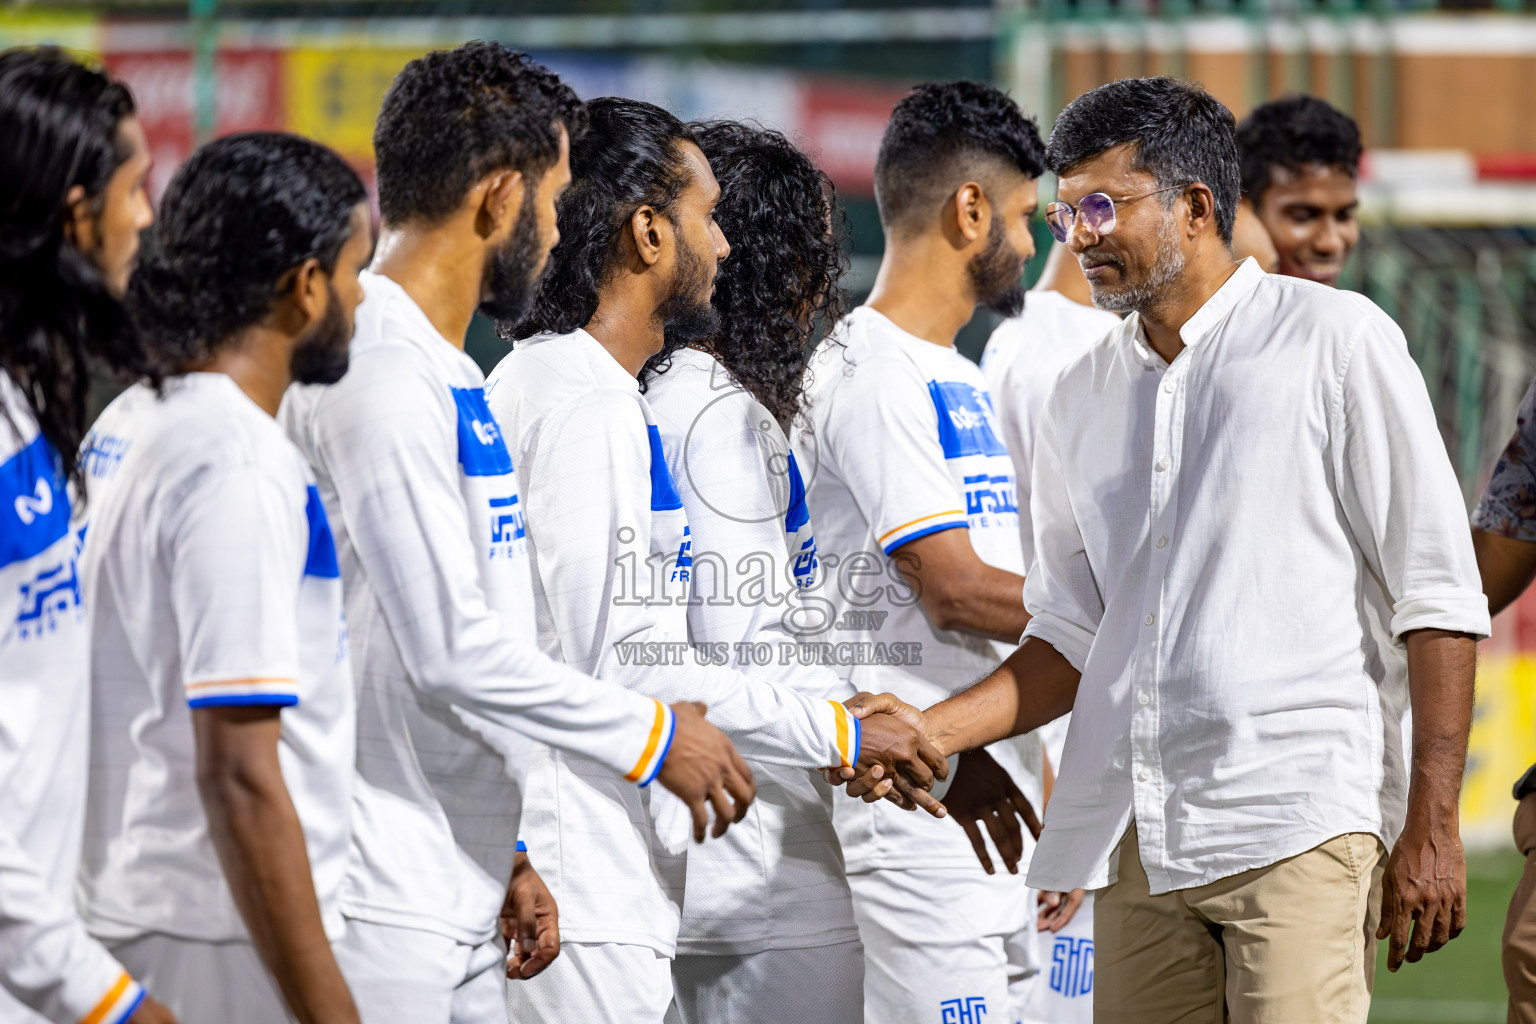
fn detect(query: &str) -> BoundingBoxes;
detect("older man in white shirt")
[847,76,1489,1024]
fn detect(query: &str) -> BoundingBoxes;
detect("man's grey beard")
[1089,214,1186,316]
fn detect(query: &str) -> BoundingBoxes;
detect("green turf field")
[1368,845,1523,1023]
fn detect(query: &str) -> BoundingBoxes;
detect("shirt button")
[1163,381,1176,394]
[1138,692,1150,706]
[1144,614,1155,626]
[1155,457,1170,472]
[1156,536,1168,548]
[1137,768,1151,782]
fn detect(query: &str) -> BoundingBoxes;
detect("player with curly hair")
[490,97,944,1023]
[0,46,173,1024]
[639,120,865,1023]
[1236,95,1362,287]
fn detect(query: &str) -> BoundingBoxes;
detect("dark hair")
[511,97,696,339]
[873,80,1045,230]
[1046,76,1240,245]
[129,132,365,373]
[1236,95,1362,205]
[375,41,583,227]
[641,121,847,426]
[0,46,151,491]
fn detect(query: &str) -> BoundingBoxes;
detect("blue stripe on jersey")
[928,380,1008,459]
[880,520,966,556]
[784,450,810,533]
[452,387,515,478]
[647,425,683,512]
[187,693,300,709]
[0,434,71,570]
[304,485,340,579]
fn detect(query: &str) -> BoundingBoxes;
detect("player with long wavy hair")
[641,120,863,1023]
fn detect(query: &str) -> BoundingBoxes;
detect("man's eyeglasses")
[1044,185,1188,244]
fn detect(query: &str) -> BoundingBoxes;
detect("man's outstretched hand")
[819,692,948,817]
[943,748,1042,875]
[655,701,756,842]
[1377,816,1467,971]
[501,851,560,980]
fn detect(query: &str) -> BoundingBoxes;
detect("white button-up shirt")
[1023,258,1491,895]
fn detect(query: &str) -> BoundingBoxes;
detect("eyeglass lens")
[1045,192,1118,244]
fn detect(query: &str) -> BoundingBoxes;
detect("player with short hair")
[78,131,370,1024]
[0,46,171,1024]
[279,45,753,1023]
[639,119,865,1023]
[792,80,1049,1024]
[490,97,943,1023]
[1236,94,1361,287]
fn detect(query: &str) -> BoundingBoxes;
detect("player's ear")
[275,256,327,332]
[951,181,988,245]
[629,204,664,268]
[479,169,524,242]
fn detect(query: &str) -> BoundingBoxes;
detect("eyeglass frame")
[1043,184,1190,244]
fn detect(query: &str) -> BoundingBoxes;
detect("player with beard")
[77,131,370,1023]
[790,81,1049,1024]
[279,45,754,1024]
[489,98,943,1024]
[638,120,865,1023]
[0,47,173,1024]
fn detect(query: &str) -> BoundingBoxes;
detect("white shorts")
[670,940,864,1024]
[506,941,672,1023]
[334,918,505,1024]
[1005,891,1043,1020]
[108,934,290,1024]
[848,867,1031,1024]
[1020,891,1095,1024]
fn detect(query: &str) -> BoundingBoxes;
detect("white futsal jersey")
[486,329,858,956]
[981,289,1120,572]
[644,347,859,957]
[795,306,1043,873]
[77,373,355,946]
[0,373,141,1024]
[281,272,671,948]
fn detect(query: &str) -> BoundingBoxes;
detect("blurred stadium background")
[4,0,1531,1017]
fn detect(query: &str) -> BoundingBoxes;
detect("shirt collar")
[1127,257,1264,366]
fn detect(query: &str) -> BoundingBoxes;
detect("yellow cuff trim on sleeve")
[80,973,132,1024]
[877,510,965,545]
[624,700,668,782]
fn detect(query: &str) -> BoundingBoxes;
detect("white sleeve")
[996,354,1039,568]
[667,395,853,705]
[1330,309,1492,642]
[521,392,856,769]
[1020,396,1103,671]
[297,367,673,785]
[823,358,968,555]
[166,465,305,708]
[0,821,142,1024]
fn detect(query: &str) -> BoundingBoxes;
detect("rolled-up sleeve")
[1332,309,1491,642]
[1020,395,1104,670]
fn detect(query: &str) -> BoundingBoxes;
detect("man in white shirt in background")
[281,45,753,1024]
[491,97,943,1024]
[640,119,866,1024]
[0,47,172,1024]
[81,132,371,1024]
[980,242,1113,1024]
[794,81,1053,1024]
[850,76,1489,1023]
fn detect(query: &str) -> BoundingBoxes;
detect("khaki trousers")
[1504,794,1536,1024]
[1094,824,1384,1024]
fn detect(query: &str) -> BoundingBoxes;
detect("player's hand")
[944,748,1042,874]
[501,851,560,980]
[1377,814,1467,971]
[656,701,755,842]
[1037,889,1085,932]
[839,692,948,817]
[126,995,178,1024]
